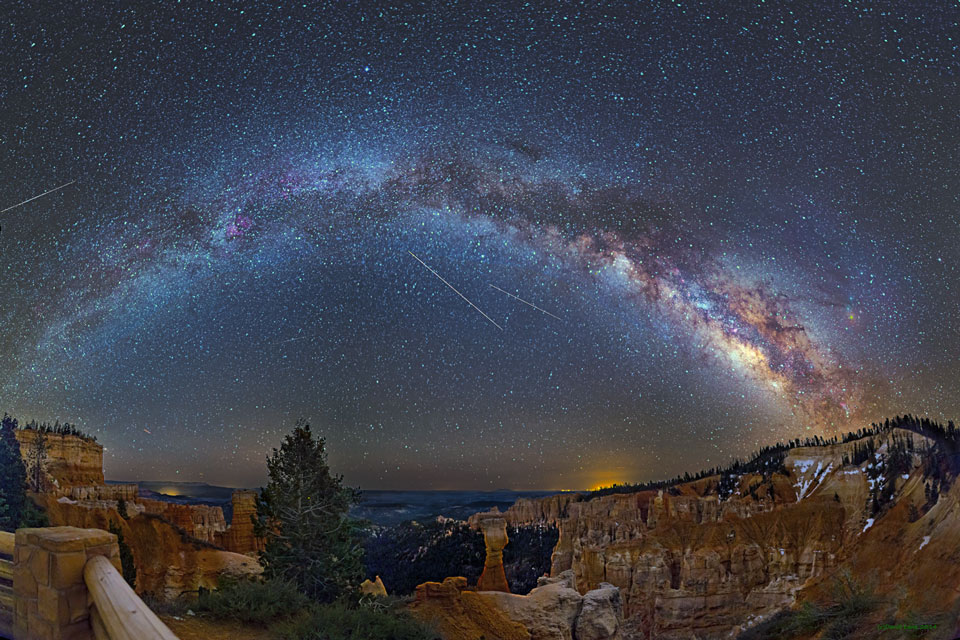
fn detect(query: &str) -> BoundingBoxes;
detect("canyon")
[15,423,960,638]
[439,427,960,639]
[16,429,263,599]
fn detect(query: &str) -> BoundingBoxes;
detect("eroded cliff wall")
[34,494,260,599]
[15,430,104,490]
[17,429,262,599]
[476,429,948,639]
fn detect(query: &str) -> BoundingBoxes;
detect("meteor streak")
[1,180,77,215]
[408,251,503,331]
[489,284,563,321]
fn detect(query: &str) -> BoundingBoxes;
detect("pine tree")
[0,414,27,531]
[108,522,137,589]
[255,419,364,602]
[27,428,49,492]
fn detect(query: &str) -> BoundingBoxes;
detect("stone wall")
[13,527,120,640]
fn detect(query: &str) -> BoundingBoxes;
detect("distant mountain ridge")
[107,480,555,528]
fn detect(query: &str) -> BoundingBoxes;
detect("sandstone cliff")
[17,431,263,599]
[215,490,264,555]
[33,494,260,599]
[15,430,104,490]
[468,428,951,639]
[138,498,228,544]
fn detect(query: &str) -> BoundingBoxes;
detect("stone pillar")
[14,527,120,640]
[476,511,510,593]
[221,490,264,554]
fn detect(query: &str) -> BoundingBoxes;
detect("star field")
[1,2,958,490]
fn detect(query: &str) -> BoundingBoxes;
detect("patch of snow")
[843,470,860,475]
[794,460,832,500]
[779,548,785,556]
[862,518,874,533]
[57,497,77,504]
[901,474,910,480]
[917,536,930,551]
[867,463,873,469]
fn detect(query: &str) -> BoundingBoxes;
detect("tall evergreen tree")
[0,414,27,531]
[108,522,137,589]
[255,419,364,602]
[26,428,49,492]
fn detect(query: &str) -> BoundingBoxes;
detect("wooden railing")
[0,531,14,639]
[8,526,180,640]
[84,555,179,640]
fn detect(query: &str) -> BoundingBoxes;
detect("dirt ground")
[160,614,279,640]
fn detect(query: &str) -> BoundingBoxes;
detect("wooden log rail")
[12,526,180,640]
[84,555,179,640]
[0,531,12,555]
[0,530,14,638]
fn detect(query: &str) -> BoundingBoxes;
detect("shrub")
[735,570,880,639]
[196,577,311,626]
[363,519,485,595]
[108,522,137,589]
[274,600,438,640]
[19,500,48,528]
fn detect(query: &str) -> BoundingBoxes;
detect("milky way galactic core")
[1,2,957,489]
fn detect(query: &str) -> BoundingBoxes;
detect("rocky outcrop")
[69,484,138,502]
[16,432,263,600]
[360,575,388,597]
[138,498,228,544]
[216,490,264,555]
[470,493,583,529]
[473,429,940,639]
[486,570,623,640]
[480,574,582,640]
[409,576,531,640]
[475,510,510,593]
[575,581,623,640]
[413,571,623,640]
[15,430,104,491]
[32,493,260,599]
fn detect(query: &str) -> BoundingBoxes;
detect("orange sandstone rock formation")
[360,575,388,597]
[475,510,510,593]
[469,429,945,639]
[216,490,264,555]
[411,571,624,640]
[409,576,530,640]
[15,430,104,491]
[33,494,260,599]
[17,432,262,600]
[138,498,228,544]
[479,571,623,640]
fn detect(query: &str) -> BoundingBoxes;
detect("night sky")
[1,2,958,490]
